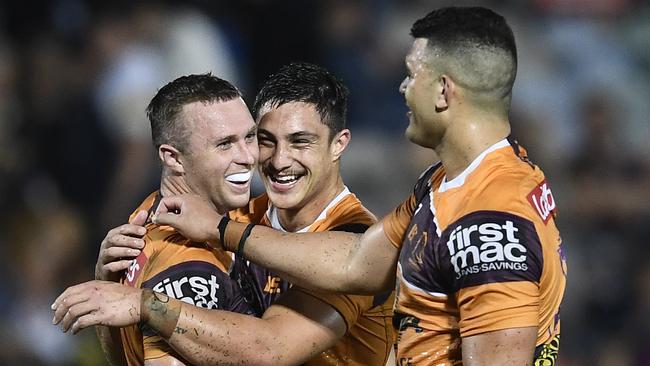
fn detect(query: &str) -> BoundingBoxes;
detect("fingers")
[60,300,97,332]
[100,245,142,264]
[71,313,100,334]
[151,211,179,227]
[155,196,184,215]
[52,281,142,335]
[107,224,147,239]
[52,289,91,325]
[52,282,91,310]
[102,259,136,274]
[129,210,149,226]
[100,227,145,256]
[97,223,146,281]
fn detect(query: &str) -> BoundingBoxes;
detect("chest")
[231,258,292,316]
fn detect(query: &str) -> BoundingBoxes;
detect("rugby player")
[53,63,394,365]
[147,7,567,365]
[87,73,258,366]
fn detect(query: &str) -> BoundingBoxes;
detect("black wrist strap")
[217,215,231,242]
[236,223,255,258]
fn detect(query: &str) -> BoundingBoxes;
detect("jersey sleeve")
[290,287,377,331]
[440,209,544,337]
[139,260,254,359]
[382,195,416,248]
[383,164,439,248]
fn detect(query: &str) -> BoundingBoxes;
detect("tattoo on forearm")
[174,326,188,334]
[140,289,181,340]
[150,291,170,316]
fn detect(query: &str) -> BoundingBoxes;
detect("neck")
[435,111,510,180]
[160,169,192,197]
[277,175,345,232]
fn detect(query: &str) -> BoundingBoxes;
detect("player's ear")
[330,128,351,162]
[435,74,453,112]
[159,144,185,174]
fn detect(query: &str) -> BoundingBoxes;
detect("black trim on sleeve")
[331,223,370,234]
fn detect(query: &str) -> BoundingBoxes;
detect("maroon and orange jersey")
[230,188,395,366]
[383,138,566,365]
[119,192,253,366]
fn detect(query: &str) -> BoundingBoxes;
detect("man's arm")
[53,281,348,366]
[160,290,346,366]
[153,194,400,294]
[93,211,148,366]
[462,327,537,366]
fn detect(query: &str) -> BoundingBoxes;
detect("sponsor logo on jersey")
[125,252,147,286]
[447,219,528,279]
[527,179,556,224]
[143,263,227,309]
[441,212,542,287]
[152,273,221,309]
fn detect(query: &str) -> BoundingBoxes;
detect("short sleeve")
[383,194,417,248]
[292,287,374,331]
[383,164,440,248]
[437,211,544,337]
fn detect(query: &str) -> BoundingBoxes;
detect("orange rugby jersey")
[230,188,395,366]
[383,138,566,366]
[119,192,253,366]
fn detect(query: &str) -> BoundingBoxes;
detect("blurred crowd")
[0,0,648,365]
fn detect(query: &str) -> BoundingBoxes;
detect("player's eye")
[258,136,274,147]
[217,140,233,149]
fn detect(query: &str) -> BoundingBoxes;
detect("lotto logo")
[446,220,528,278]
[528,180,556,223]
[152,274,221,309]
[125,252,147,286]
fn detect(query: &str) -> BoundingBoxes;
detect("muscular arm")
[229,222,398,294]
[53,282,346,365]
[143,288,346,366]
[153,195,400,294]
[462,327,537,366]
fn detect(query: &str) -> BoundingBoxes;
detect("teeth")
[226,171,252,183]
[274,175,299,183]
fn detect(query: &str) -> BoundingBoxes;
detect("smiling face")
[257,102,347,215]
[179,98,258,212]
[399,38,447,149]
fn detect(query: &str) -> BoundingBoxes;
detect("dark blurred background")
[0,0,648,365]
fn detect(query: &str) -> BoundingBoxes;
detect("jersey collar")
[438,139,510,193]
[266,186,351,233]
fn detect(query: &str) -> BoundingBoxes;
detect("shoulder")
[129,191,159,222]
[468,151,554,223]
[141,212,231,271]
[327,192,377,229]
[415,162,444,198]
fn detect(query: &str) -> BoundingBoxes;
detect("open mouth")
[265,171,305,192]
[269,174,302,185]
[225,171,252,185]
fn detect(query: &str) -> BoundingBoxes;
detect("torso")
[120,192,253,366]
[230,189,396,366]
[384,139,566,365]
